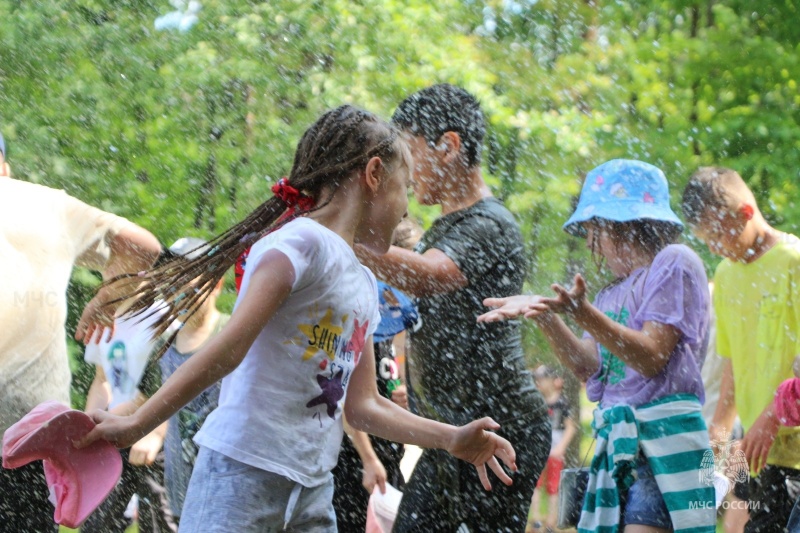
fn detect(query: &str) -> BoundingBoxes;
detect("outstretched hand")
[538,274,588,315]
[447,417,517,491]
[479,295,544,323]
[74,410,146,450]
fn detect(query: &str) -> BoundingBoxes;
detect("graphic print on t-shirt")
[598,308,629,385]
[108,340,135,397]
[307,369,345,418]
[293,304,371,420]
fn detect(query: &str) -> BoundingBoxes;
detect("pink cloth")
[2,401,122,528]
[775,378,800,427]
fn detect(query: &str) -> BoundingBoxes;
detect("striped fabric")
[578,394,716,533]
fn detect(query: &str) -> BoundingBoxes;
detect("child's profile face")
[584,221,630,277]
[690,209,746,260]
[361,144,411,253]
[403,133,442,206]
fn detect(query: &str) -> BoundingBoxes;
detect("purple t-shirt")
[585,244,710,408]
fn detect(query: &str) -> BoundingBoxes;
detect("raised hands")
[539,274,588,315]
[447,417,517,491]
[478,295,544,323]
[479,274,588,323]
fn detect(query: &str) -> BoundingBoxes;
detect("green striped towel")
[578,394,716,533]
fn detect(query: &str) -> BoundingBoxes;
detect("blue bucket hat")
[563,159,683,237]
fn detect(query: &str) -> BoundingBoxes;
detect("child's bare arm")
[357,245,468,297]
[85,366,112,412]
[345,341,517,491]
[741,401,779,475]
[479,295,598,380]
[76,250,295,449]
[76,223,161,344]
[710,359,737,440]
[537,274,680,378]
[533,313,599,381]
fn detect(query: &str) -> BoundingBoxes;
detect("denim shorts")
[178,446,336,533]
[623,459,672,529]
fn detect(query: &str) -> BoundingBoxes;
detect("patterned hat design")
[563,159,683,237]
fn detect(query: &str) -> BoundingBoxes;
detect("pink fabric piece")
[2,401,122,528]
[775,378,800,427]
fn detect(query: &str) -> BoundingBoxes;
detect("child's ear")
[438,131,462,164]
[363,156,383,193]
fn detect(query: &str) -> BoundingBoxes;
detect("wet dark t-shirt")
[408,197,546,425]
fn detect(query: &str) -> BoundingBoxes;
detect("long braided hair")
[108,105,403,357]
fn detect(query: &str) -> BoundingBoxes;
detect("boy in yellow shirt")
[682,167,800,533]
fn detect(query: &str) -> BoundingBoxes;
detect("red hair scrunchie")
[271,178,315,212]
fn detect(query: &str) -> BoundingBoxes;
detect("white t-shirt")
[0,178,129,434]
[84,306,168,409]
[195,218,380,487]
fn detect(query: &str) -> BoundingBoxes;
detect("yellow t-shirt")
[714,235,800,469]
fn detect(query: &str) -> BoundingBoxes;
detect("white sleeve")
[363,267,381,338]
[245,222,324,291]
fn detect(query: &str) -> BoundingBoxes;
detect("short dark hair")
[681,167,740,225]
[391,84,485,167]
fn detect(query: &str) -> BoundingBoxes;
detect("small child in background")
[528,365,577,533]
[82,251,178,533]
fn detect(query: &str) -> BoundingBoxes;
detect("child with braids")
[75,105,517,533]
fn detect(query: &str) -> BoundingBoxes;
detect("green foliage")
[3,0,800,368]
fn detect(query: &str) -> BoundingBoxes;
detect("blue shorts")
[178,446,336,533]
[623,459,672,529]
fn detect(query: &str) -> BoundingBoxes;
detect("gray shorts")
[178,446,336,533]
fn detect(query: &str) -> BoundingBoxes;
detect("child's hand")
[538,274,588,315]
[391,384,409,410]
[362,457,388,495]
[74,288,117,344]
[740,406,780,474]
[479,295,543,323]
[74,410,147,450]
[448,417,517,491]
[129,430,164,466]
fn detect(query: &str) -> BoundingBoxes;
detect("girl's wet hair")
[108,105,402,356]
[587,218,682,272]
